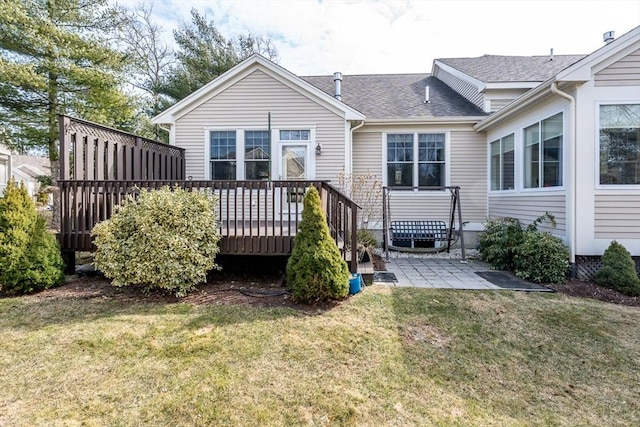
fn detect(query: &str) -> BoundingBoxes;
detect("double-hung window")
[386,133,446,188]
[490,134,514,191]
[210,130,271,180]
[599,104,640,185]
[523,113,563,188]
[245,130,270,180]
[210,131,236,180]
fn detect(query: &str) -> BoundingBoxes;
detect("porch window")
[599,104,640,185]
[490,134,514,191]
[210,131,236,180]
[245,130,270,180]
[387,133,446,188]
[524,113,563,188]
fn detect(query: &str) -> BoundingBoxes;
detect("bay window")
[599,104,640,185]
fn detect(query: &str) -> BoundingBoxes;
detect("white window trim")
[488,133,516,193]
[204,127,272,180]
[521,112,565,193]
[595,100,640,190]
[381,131,450,192]
[274,127,316,180]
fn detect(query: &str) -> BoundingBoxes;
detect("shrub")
[286,186,350,302]
[514,231,569,284]
[595,241,640,296]
[477,217,524,270]
[92,186,220,296]
[0,178,64,294]
[357,228,378,249]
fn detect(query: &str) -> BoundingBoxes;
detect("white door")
[278,143,311,215]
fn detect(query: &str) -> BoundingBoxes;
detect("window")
[524,113,563,188]
[599,104,640,185]
[280,130,310,141]
[210,131,236,180]
[245,131,270,180]
[386,133,446,188]
[490,134,514,191]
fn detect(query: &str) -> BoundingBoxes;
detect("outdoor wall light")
[315,143,322,155]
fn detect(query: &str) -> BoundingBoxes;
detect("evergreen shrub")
[0,178,64,294]
[514,230,569,284]
[92,186,220,296]
[286,186,350,302]
[595,241,640,296]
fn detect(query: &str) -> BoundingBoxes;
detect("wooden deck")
[58,116,360,273]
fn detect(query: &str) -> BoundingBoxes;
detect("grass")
[1,287,638,426]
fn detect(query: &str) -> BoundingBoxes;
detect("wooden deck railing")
[59,115,185,181]
[59,180,359,272]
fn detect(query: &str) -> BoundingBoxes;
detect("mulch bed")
[547,279,639,307]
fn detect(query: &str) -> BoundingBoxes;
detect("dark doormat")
[373,271,398,283]
[475,271,553,292]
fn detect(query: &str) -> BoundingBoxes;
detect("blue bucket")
[349,273,363,295]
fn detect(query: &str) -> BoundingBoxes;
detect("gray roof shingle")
[437,54,586,83]
[302,74,487,120]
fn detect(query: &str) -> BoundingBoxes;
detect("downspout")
[550,81,577,277]
[348,120,365,185]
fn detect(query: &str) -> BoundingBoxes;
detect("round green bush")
[477,217,524,270]
[0,178,64,294]
[595,241,640,296]
[286,186,350,302]
[514,230,569,284]
[92,186,220,296]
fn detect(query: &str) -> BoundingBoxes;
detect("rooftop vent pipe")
[424,86,430,103]
[549,48,554,61]
[603,31,615,44]
[333,72,342,101]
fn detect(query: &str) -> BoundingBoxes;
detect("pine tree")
[286,186,350,302]
[0,0,137,226]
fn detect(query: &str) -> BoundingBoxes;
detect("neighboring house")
[152,26,640,274]
[10,154,50,201]
[0,144,11,196]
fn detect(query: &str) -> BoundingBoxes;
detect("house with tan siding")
[153,25,639,277]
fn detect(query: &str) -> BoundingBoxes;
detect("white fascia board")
[366,116,486,126]
[484,82,540,90]
[433,60,487,91]
[152,54,365,124]
[557,26,640,81]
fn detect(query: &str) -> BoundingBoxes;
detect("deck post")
[61,251,75,275]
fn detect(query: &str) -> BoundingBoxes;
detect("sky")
[116,0,640,76]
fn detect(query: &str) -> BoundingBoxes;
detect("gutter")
[366,116,486,126]
[550,81,577,276]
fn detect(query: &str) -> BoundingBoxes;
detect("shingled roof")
[437,54,586,83]
[301,74,486,120]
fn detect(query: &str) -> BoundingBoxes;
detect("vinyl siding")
[488,193,566,235]
[352,129,487,226]
[595,48,640,86]
[434,69,484,110]
[594,194,640,238]
[490,99,513,112]
[174,69,345,180]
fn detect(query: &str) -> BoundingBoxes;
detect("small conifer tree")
[0,179,64,294]
[595,241,640,296]
[286,186,350,302]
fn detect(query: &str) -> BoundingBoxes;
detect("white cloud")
[116,0,640,76]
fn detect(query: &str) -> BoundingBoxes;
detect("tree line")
[0,0,278,164]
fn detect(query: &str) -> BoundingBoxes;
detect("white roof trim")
[557,25,640,82]
[475,25,640,131]
[366,116,486,126]
[152,54,365,124]
[484,82,540,90]
[433,60,486,91]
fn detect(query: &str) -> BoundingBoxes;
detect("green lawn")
[1,287,638,426]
